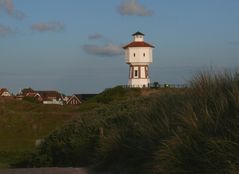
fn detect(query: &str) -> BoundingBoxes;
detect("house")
[36,91,64,105]
[21,88,35,96]
[67,94,96,105]
[17,88,64,105]
[0,88,11,97]
[16,88,35,100]
[66,94,82,105]
[25,92,43,102]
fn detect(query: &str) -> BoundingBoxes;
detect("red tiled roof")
[123,41,154,49]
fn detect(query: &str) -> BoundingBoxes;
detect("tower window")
[143,53,145,57]
[134,70,138,77]
[134,53,136,57]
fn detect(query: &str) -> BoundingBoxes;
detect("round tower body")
[123,32,154,88]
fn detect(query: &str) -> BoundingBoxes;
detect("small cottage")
[67,94,96,105]
[0,88,11,97]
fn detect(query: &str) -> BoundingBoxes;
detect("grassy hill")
[0,99,83,168]
[7,86,188,173]
[2,72,239,174]
[0,87,144,168]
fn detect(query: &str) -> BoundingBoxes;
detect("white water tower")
[123,32,154,88]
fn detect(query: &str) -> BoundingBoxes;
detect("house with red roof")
[0,88,11,97]
[17,88,64,105]
[66,94,96,105]
[36,91,64,105]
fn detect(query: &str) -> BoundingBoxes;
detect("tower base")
[128,78,150,88]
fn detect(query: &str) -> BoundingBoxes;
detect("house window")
[134,70,138,77]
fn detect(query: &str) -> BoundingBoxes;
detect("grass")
[0,99,82,168]
[10,86,188,173]
[0,86,143,168]
[3,72,239,174]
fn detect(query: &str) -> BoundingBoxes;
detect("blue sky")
[0,0,239,94]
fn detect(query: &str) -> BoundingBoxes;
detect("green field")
[0,99,82,168]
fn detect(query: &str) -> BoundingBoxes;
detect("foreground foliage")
[11,72,239,173]
[0,100,81,168]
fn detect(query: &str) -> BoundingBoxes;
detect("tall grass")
[153,72,239,173]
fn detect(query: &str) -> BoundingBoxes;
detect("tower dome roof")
[132,31,144,36]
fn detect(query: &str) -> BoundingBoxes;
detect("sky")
[0,0,239,94]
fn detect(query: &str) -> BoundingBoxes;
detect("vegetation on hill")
[0,100,82,168]
[2,72,239,174]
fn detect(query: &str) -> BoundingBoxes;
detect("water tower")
[123,32,154,87]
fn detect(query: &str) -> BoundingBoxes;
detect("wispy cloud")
[83,44,123,57]
[30,21,65,32]
[118,0,153,16]
[0,24,14,36]
[88,33,104,40]
[0,0,25,19]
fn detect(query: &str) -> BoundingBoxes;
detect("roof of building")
[26,92,40,98]
[0,88,9,95]
[36,91,63,101]
[132,31,144,36]
[123,41,155,49]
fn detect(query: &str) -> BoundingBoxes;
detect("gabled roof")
[67,95,82,105]
[67,94,96,105]
[0,88,9,95]
[123,41,154,49]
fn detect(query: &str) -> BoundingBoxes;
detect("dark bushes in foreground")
[12,72,239,174]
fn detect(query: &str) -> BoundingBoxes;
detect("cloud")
[118,0,153,16]
[83,44,123,57]
[0,0,25,19]
[0,24,14,36]
[88,33,104,40]
[30,22,65,32]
